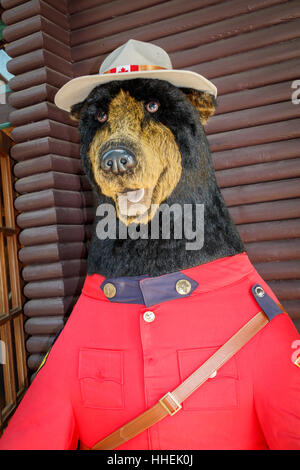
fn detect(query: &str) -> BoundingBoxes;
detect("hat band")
[103,64,167,74]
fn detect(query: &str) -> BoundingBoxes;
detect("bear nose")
[101,148,137,175]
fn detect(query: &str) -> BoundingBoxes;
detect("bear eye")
[95,109,108,123]
[145,100,160,113]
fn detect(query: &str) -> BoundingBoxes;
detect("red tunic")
[1,253,300,450]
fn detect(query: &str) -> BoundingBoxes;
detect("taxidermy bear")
[0,40,300,450]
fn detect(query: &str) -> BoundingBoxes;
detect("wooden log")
[22,259,87,281]
[212,139,300,171]
[24,296,79,317]
[71,0,290,61]
[14,188,93,212]
[2,0,69,29]
[14,155,83,178]
[19,242,87,264]
[19,224,86,246]
[11,137,80,161]
[2,15,69,44]
[16,206,94,228]
[216,158,300,188]
[222,178,300,207]
[268,280,300,300]
[9,83,58,109]
[27,353,44,371]
[208,119,300,153]
[237,219,300,243]
[245,239,300,263]
[23,276,85,299]
[207,101,300,136]
[14,171,90,194]
[170,19,300,68]
[212,58,300,95]
[10,102,77,127]
[187,38,300,79]
[26,335,55,354]
[9,66,70,92]
[281,300,300,319]
[11,119,80,144]
[254,260,300,280]
[7,48,72,76]
[6,31,71,60]
[215,81,294,115]
[24,316,64,335]
[229,199,300,225]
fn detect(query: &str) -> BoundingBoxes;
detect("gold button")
[103,282,116,299]
[143,311,155,323]
[176,279,192,295]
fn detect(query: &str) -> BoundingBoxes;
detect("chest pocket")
[79,348,124,409]
[177,347,239,411]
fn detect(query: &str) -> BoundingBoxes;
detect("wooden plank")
[19,224,86,246]
[245,239,300,262]
[22,259,87,281]
[216,158,300,188]
[223,178,300,207]
[253,260,300,280]
[212,139,300,171]
[229,199,300,225]
[238,219,300,243]
[9,84,58,109]
[208,118,300,152]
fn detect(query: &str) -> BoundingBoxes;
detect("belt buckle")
[159,392,182,416]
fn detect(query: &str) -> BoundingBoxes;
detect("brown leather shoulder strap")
[81,310,269,450]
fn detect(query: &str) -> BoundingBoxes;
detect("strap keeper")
[159,392,182,416]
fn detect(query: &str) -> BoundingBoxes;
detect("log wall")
[1,0,300,375]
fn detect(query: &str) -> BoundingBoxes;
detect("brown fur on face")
[185,91,216,125]
[88,90,182,224]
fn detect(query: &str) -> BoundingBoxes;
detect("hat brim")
[54,69,217,112]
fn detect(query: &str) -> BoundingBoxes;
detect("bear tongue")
[123,188,145,203]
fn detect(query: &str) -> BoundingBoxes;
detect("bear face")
[71,78,216,225]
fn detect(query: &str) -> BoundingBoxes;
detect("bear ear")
[182,89,217,125]
[70,101,85,121]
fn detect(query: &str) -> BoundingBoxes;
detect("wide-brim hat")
[55,39,217,112]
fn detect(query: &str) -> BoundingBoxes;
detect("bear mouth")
[117,187,154,220]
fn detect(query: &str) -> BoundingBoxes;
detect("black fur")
[73,79,244,277]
